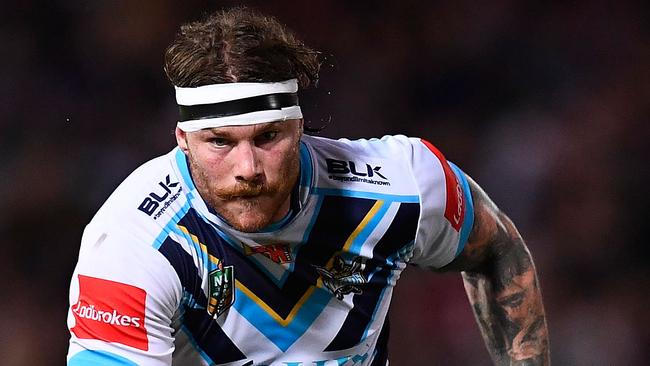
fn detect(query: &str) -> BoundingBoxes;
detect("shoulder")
[79,148,188,262]
[302,133,418,158]
[94,149,178,216]
[301,134,453,169]
[91,149,183,226]
[302,134,431,198]
[300,133,461,196]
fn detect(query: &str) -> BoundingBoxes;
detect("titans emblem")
[314,256,368,300]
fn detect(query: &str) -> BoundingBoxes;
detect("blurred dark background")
[1,0,648,364]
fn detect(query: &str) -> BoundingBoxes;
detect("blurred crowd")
[1,1,648,365]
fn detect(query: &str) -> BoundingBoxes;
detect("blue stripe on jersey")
[234,286,332,352]
[348,200,391,255]
[152,199,192,250]
[312,188,419,203]
[299,141,314,189]
[151,150,195,251]
[370,203,419,264]
[68,350,138,366]
[326,202,419,351]
[175,148,194,190]
[449,162,474,257]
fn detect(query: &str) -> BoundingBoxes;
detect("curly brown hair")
[164,7,320,89]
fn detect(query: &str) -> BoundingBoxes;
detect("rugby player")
[67,7,549,365]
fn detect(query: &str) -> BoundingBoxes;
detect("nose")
[232,142,263,182]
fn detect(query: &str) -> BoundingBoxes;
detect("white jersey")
[67,134,474,366]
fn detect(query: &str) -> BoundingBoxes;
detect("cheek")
[193,149,228,180]
[206,161,231,182]
[264,144,297,177]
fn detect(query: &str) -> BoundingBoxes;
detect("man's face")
[176,119,303,232]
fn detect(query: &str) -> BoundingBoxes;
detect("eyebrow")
[204,122,281,136]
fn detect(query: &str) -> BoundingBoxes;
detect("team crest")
[314,256,368,300]
[244,244,293,264]
[207,265,234,317]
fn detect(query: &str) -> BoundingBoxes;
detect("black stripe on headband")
[178,92,299,122]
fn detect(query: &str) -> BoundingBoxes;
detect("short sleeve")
[406,138,474,269]
[67,223,182,366]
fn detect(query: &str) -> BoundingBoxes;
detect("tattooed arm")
[439,175,550,365]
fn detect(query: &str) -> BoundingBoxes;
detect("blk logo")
[326,158,388,180]
[138,175,180,216]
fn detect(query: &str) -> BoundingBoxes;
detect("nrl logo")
[244,244,293,264]
[314,256,368,300]
[207,265,234,318]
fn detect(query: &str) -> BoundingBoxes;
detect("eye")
[209,137,230,147]
[256,130,278,144]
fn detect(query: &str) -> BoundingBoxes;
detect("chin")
[229,216,272,233]
[210,196,288,232]
[221,204,274,232]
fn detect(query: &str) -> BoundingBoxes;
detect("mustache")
[212,182,276,200]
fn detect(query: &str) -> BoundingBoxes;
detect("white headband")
[175,79,302,131]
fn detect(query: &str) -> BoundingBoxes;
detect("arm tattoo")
[441,177,550,365]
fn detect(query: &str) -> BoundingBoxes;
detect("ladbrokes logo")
[71,275,148,351]
[326,158,390,186]
[138,175,182,220]
[73,303,142,328]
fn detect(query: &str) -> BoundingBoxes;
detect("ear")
[175,127,189,154]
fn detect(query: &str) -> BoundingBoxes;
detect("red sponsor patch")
[421,139,465,232]
[71,275,148,351]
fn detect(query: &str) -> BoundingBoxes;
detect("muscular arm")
[439,175,550,365]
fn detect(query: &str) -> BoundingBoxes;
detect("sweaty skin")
[176,119,303,232]
[439,176,550,365]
